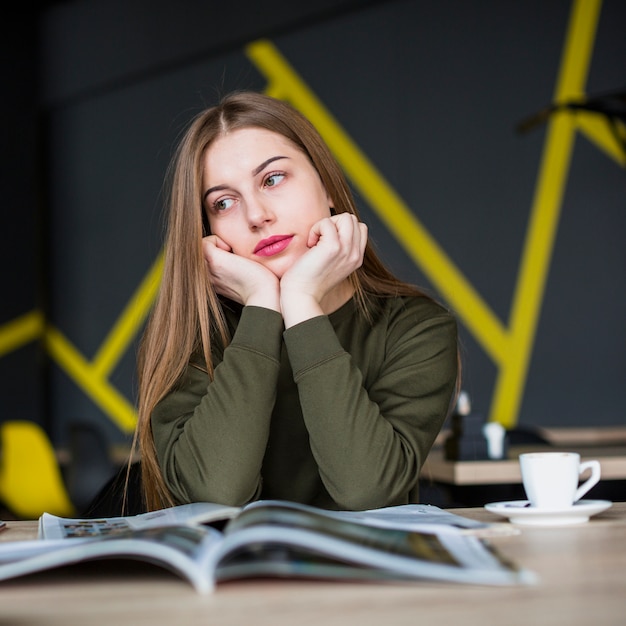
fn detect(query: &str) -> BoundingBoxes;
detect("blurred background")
[1,0,624,516]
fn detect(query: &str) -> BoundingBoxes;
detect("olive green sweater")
[152,295,458,511]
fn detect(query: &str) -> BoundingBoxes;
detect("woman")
[134,91,459,512]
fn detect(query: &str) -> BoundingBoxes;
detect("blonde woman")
[134,91,458,512]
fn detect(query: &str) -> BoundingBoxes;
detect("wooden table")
[421,446,626,486]
[1,503,625,625]
[419,426,626,507]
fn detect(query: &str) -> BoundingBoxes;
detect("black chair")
[82,462,146,517]
[66,422,117,514]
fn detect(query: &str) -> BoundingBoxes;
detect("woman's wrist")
[280,292,323,329]
[245,289,281,312]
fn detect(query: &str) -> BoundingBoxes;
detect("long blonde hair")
[133,91,446,511]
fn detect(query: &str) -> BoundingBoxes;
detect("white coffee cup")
[519,452,601,509]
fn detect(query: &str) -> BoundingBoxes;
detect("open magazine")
[38,500,493,539]
[0,501,536,593]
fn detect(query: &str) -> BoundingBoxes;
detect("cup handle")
[574,460,601,502]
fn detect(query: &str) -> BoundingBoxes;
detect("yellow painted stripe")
[0,310,45,357]
[93,252,164,377]
[45,325,137,433]
[246,39,508,364]
[488,0,603,427]
[553,0,602,101]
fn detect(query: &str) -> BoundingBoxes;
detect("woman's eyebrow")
[252,155,288,176]
[203,184,228,202]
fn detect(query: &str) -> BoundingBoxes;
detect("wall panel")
[2,1,624,488]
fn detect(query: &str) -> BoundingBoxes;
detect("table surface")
[1,503,625,626]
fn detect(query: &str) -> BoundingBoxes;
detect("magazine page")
[208,519,536,587]
[215,549,400,584]
[40,500,489,541]
[239,500,488,533]
[1,525,224,594]
[321,504,488,531]
[221,503,535,585]
[39,502,241,540]
[0,538,85,564]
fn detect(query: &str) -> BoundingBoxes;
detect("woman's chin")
[265,266,286,280]
[260,256,294,280]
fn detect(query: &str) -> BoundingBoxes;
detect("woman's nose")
[246,198,275,229]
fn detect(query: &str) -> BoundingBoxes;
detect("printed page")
[332,504,488,530]
[0,525,224,594]
[212,520,535,587]
[39,502,241,539]
[241,500,488,533]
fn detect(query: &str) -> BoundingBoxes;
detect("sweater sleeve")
[283,298,457,510]
[151,306,283,506]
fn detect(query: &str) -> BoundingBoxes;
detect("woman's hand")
[202,235,280,311]
[280,213,368,327]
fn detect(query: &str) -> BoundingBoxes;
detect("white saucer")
[484,499,612,526]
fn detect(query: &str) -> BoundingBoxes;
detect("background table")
[420,426,626,506]
[421,446,626,485]
[1,503,625,625]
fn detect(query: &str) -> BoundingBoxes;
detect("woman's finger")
[202,234,232,253]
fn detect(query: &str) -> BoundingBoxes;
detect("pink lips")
[254,235,293,257]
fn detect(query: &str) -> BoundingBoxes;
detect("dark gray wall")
[1,10,45,428]
[2,0,625,464]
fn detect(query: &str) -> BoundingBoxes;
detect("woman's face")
[202,127,333,278]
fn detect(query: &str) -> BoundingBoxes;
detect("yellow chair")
[0,420,75,519]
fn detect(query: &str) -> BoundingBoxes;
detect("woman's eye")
[264,172,285,188]
[213,197,234,212]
